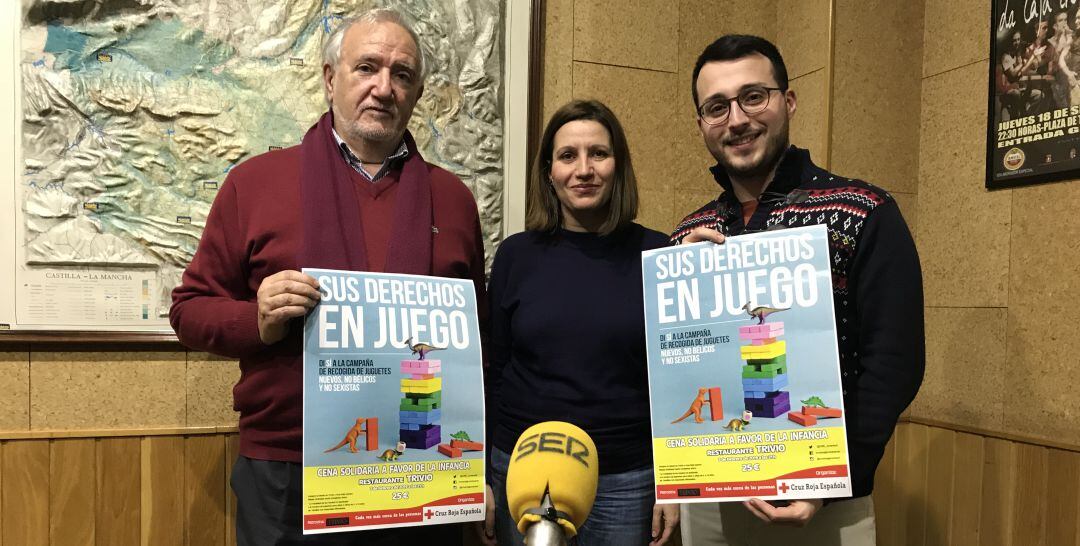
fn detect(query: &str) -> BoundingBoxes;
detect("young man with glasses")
[671,35,924,545]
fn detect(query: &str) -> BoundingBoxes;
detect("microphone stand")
[523,492,569,546]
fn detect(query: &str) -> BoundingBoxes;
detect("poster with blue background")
[301,269,485,533]
[643,225,852,503]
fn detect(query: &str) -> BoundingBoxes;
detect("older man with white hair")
[170,8,486,545]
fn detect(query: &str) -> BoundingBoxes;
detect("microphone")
[505,422,598,545]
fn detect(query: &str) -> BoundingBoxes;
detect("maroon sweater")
[170,146,487,462]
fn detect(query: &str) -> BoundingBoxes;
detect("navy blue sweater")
[486,224,668,474]
[672,146,925,499]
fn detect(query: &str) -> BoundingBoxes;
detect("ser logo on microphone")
[513,432,590,468]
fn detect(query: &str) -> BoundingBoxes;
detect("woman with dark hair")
[482,99,679,545]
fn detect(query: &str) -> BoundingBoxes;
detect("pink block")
[739,328,785,341]
[741,322,784,333]
[751,337,776,346]
[399,360,442,374]
[409,373,435,380]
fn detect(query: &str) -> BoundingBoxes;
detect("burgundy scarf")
[298,112,432,274]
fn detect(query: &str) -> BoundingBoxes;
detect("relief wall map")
[13,0,504,330]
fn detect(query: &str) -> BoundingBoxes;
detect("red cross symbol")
[778,482,790,494]
[424,510,435,519]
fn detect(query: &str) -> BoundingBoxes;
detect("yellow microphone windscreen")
[506,421,599,537]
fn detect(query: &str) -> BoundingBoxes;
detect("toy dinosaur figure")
[378,441,407,461]
[672,388,709,424]
[801,396,826,407]
[724,410,753,431]
[723,418,750,431]
[451,431,471,441]
[741,302,790,325]
[405,337,446,360]
[324,418,367,453]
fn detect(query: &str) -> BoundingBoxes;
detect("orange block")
[450,439,484,451]
[364,417,379,451]
[787,411,817,427]
[708,387,723,421]
[437,443,462,458]
[802,406,843,418]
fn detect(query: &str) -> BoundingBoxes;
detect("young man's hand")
[743,498,823,527]
[679,227,726,245]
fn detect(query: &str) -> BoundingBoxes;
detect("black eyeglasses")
[697,86,784,125]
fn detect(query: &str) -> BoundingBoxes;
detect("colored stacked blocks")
[737,322,791,418]
[399,360,443,449]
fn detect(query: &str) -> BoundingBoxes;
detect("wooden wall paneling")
[949,432,985,545]
[141,436,184,546]
[882,424,910,546]
[1045,449,1080,546]
[924,427,956,544]
[184,435,226,546]
[895,423,930,546]
[50,438,96,546]
[980,437,1017,546]
[6,424,1080,546]
[873,434,897,546]
[1011,443,1049,545]
[224,434,238,546]
[2,440,50,546]
[0,442,3,546]
[98,438,140,546]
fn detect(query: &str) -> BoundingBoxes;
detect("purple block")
[758,399,791,418]
[399,425,442,450]
[743,391,791,418]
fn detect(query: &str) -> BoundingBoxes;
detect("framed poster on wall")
[1,0,539,338]
[988,1,1080,189]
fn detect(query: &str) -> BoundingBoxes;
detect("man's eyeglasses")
[697,86,784,126]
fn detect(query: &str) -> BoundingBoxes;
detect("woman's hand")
[473,483,497,545]
[649,503,680,545]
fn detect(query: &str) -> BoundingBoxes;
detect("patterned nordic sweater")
[672,146,925,500]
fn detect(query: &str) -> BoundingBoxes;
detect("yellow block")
[401,377,442,390]
[740,340,786,360]
[402,384,442,394]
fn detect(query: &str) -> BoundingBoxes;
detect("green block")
[742,370,770,379]
[758,362,787,374]
[405,391,442,404]
[746,354,786,367]
[400,395,439,407]
[399,399,441,412]
[742,365,788,379]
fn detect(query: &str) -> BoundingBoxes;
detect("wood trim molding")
[0,425,238,441]
[527,0,546,168]
[899,415,1080,454]
[0,330,182,347]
